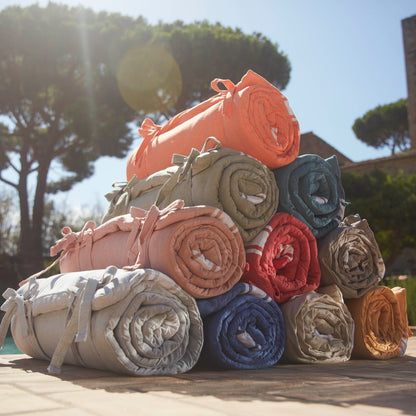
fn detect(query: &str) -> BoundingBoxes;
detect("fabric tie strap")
[210,78,236,93]
[0,277,39,350]
[48,277,99,375]
[51,220,96,257]
[156,137,222,205]
[19,221,96,287]
[130,200,185,268]
[104,179,130,209]
[139,117,162,138]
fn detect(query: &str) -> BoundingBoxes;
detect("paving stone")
[0,384,65,415]
[0,337,415,416]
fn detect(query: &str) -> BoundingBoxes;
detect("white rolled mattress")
[0,266,203,376]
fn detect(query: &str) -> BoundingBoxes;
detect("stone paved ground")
[0,337,415,416]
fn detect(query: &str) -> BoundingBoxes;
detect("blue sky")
[1,0,415,212]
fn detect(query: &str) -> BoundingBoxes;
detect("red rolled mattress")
[241,212,321,303]
[127,70,300,180]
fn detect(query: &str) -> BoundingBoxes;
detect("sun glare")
[116,44,182,113]
[77,8,97,134]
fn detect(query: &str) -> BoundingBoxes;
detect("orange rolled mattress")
[346,286,412,359]
[127,70,300,180]
[49,200,246,299]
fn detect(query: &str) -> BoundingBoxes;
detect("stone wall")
[402,15,416,149]
[341,149,416,176]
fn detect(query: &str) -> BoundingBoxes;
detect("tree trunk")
[16,157,50,280]
[17,179,41,279]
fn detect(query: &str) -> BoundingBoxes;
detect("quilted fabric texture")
[50,201,245,299]
[2,67,413,374]
[196,282,286,369]
[104,141,279,242]
[273,154,346,238]
[0,267,203,375]
[127,70,300,180]
[345,285,412,359]
[280,285,354,363]
[317,214,385,298]
[242,212,321,303]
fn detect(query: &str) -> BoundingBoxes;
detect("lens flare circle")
[117,44,182,112]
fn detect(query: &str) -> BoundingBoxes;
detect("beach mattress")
[104,139,279,242]
[50,201,245,299]
[127,70,300,180]
[0,267,203,375]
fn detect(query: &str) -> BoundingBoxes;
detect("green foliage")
[112,20,292,122]
[42,199,104,255]
[0,3,292,276]
[0,3,142,192]
[384,277,416,326]
[342,170,416,268]
[352,99,409,155]
[0,3,147,274]
[0,188,19,255]
[151,20,291,117]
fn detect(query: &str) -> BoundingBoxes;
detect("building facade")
[402,14,416,149]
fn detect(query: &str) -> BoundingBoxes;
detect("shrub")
[383,276,416,326]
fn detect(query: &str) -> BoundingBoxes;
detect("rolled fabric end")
[196,282,286,369]
[318,214,385,298]
[8,267,204,376]
[242,212,321,303]
[147,206,246,298]
[391,286,413,338]
[346,285,412,359]
[280,285,354,363]
[104,146,280,243]
[126,70,300,180]
[52,202,246,299]
[229,70,300,168]
[273,154,346,239]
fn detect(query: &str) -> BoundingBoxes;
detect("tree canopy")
[151,20,290,118]
[352,99,410,155]
[115,20,291,123]
[0,3,292,278]
[0,3,145,276]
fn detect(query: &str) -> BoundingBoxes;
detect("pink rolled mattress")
[50,200,246,299]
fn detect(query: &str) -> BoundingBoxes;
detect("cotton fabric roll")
[50,201,245,299]
[273,154,346,239]
[318,214,385,298]
[280,285,354,363]
[242,212,321,303]
[345,285,412,359]
[127,70,300,180]
[196,282,286,369]
[0,267,203,375]
[104,140,279,243]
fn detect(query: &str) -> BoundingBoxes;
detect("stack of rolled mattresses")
[1,70,411,376]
